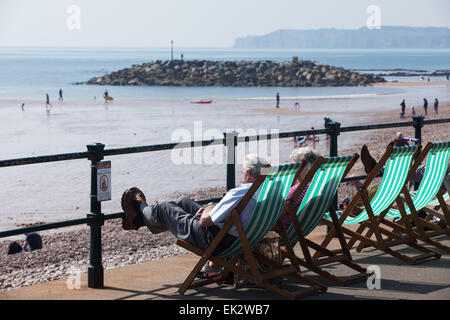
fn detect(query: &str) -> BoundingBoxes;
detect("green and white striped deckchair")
[177,162,326,300]
[378,141,450,253]
[422,192,449,207]
[385,142,450,219]
[280,154,370,286]
[317,145,441,265]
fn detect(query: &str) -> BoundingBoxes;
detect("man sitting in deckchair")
[120,154,270,257]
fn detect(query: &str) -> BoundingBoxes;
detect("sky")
[1,0,449,47]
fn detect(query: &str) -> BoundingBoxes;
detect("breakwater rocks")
[86,59,385,87]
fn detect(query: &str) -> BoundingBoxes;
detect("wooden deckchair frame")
[315,144,441,265]
[176,165,327,300]
[280,154,371,286]
[373,143,450,253]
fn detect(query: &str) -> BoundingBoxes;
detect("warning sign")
[97,161,111,202]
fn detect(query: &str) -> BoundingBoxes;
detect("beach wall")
[85,59,385,87]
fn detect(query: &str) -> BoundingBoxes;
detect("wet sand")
[374,80,450,87]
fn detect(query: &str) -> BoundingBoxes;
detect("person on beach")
[400,99,406,118]
[423,98,428,116]
[294,136,307,148]
[294,102,300,110]
[282,147,319,230]
[24,232,42,252]
[411,106,416,116]
[7,242,23,255]
[104,89,109,103]
[45,93,52,109]
[120,154,270,259]
[393,132,419,147]
[58,88,63,102]
[434,98,439,115]
[306,127,318,149]
[276,92,280,108]
[21,103,25,111]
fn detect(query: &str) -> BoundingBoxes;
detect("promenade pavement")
[1,226,449,300]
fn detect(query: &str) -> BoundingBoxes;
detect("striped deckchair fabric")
[279,154,371,286]
[376,141,450,253]
[316,144,441,265]
[424,193,449,207]
[286,156,353,245]
[386,141,450,219]
[217,162,301,259]
[331,145,419,225]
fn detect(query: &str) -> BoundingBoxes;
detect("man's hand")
[199,204,215,227]
[195,203,215,218]
[195,207,204,218]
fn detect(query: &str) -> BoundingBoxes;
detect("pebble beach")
[1,86,449,292]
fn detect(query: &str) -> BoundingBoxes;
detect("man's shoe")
[361,144,377,174]
[121,187,147,230]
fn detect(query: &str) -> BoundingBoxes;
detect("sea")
[1,47,450,99]
[0,47,449,232]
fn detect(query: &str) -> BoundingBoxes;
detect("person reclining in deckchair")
[120,154,270,258]
[282,147,320,229]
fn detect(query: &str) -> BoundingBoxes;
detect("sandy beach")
[374,80,450,87]
[0,81,449,292]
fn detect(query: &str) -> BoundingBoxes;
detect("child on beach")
[45,93,52,109]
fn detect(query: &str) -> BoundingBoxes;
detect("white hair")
[242,154,270,178]
[290,147,320,169]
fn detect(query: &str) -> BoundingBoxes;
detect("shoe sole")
[121,187,146,230]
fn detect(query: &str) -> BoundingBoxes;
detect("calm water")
[0,47,450,99]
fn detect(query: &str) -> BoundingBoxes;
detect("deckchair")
[316,145,441,265]
[176,162,327,300]
[279,154,372,286]
[374,141,450,253]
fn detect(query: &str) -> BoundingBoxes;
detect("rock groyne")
[86,59,385,87]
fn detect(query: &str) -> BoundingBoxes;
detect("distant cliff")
[234,26,450,49]
[85,59,385,87]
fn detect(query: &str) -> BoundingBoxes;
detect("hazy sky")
[1,0,449,47]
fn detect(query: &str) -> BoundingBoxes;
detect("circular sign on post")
[97,161,111,202]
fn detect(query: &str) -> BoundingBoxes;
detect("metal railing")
[1,115,449,288]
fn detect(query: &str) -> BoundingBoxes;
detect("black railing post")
[86,143,105,288]
[412,115,424,144]
[224,131,238,191]
[328,121,341,158]
[327,122,341,232]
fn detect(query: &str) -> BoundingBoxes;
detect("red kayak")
[190,99,213,104]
